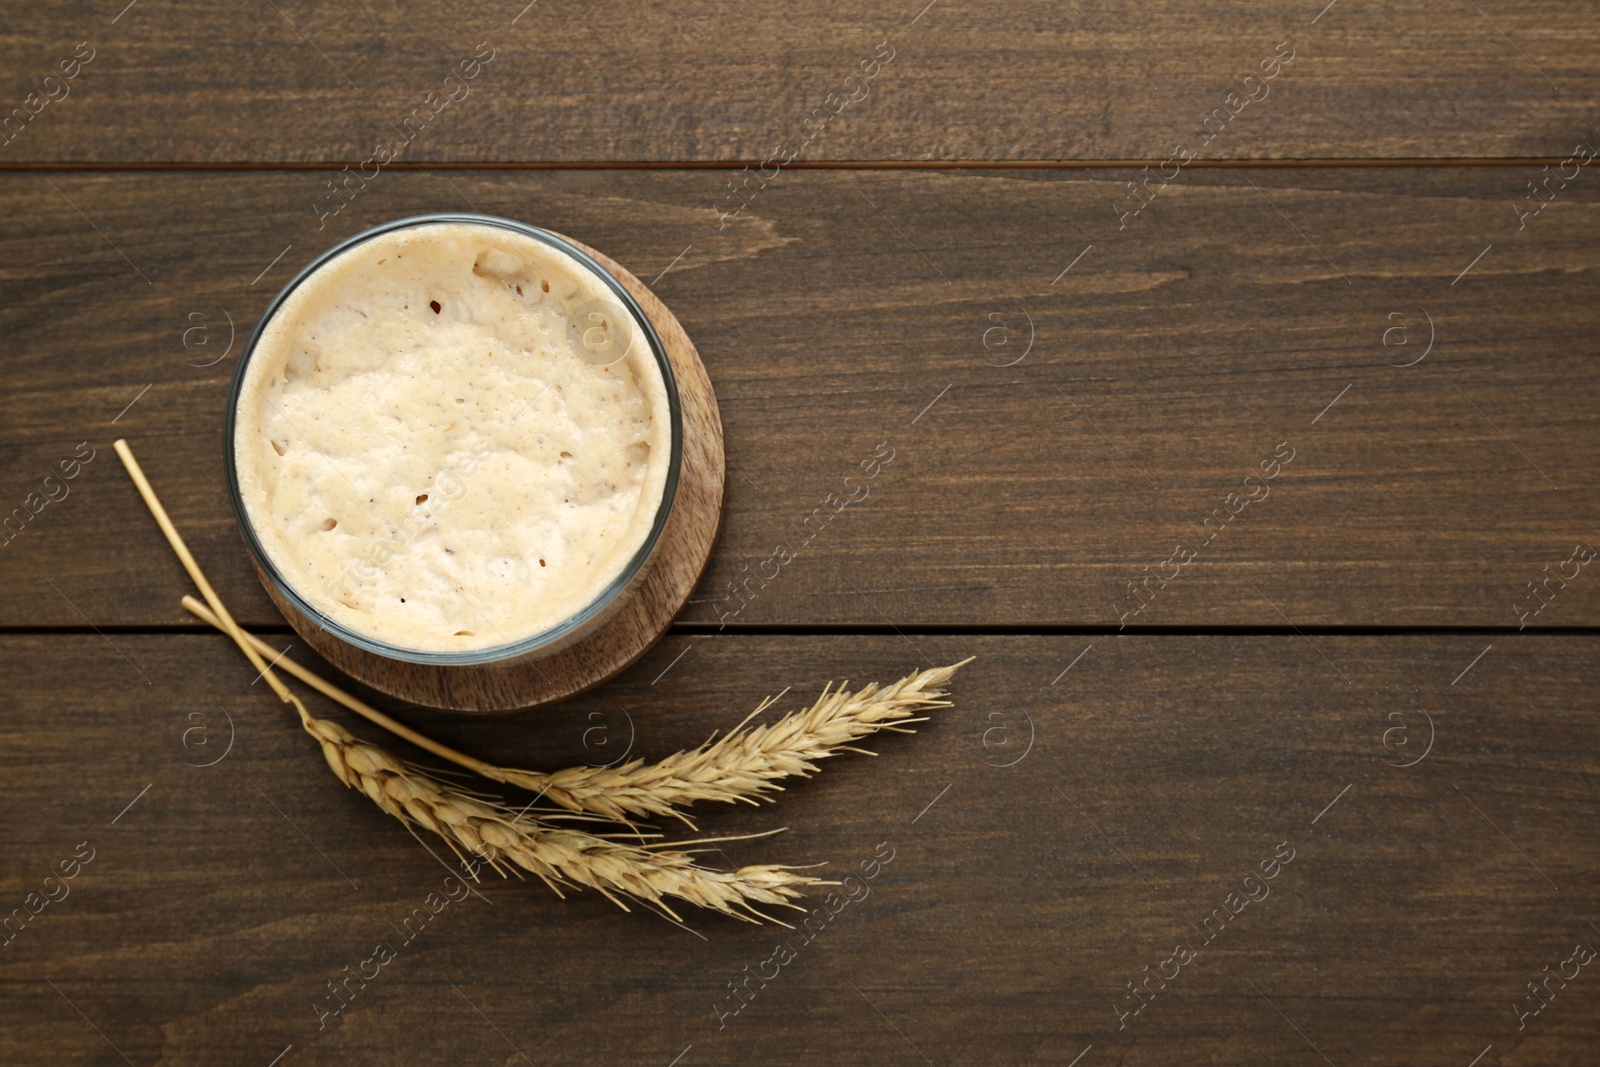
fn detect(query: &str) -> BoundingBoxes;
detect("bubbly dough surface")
[233,222,671,653]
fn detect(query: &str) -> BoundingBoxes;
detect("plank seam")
[0,158,1573,172]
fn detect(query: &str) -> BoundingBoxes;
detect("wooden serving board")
[259,233,725,713]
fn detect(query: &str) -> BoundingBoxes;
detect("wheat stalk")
[115,439,822,922]
[499,662,971,824]
[181,595,968,828]
[304,711,821,923]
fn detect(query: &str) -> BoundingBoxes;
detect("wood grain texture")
[263,231,727,713]
[5,2,1599,1064]
[0,633,1594,1065]
[0,2,1596,162]
[2,168,1596,628]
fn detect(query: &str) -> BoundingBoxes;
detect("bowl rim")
[222,212,684,666]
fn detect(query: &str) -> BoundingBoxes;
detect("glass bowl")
[223,213,683,667]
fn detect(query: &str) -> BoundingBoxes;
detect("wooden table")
[4,3,1598,1064]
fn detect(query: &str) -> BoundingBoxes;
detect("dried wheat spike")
[489,660,973,825]
[182,595,971,832]
[303,711,821,923]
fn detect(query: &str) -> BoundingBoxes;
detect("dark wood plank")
[1,632,1595,1064]
[0,2,1596,162]
[3,168,1597,628]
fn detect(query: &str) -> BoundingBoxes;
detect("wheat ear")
[305,713,821,922]
[181,595,967,828]
[500,661,973,824]
[116,439,822,921]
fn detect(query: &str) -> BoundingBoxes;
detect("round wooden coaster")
[259,234,724,713]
